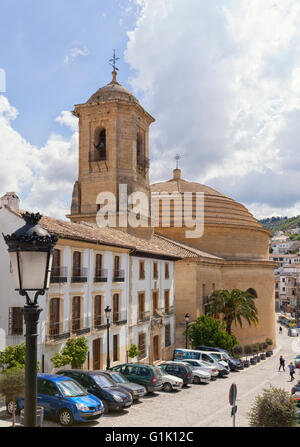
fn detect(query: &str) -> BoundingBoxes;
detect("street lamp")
[185,313,190,349]
[3,212,57,427]
[105,305,112,369]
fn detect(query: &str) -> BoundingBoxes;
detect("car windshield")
[56,380,88,398]
[210,354,220,361]
[92,374,115,388]
[110,372,128,384]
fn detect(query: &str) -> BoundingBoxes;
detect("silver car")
[103,370,146,400]
[158,366,183,392]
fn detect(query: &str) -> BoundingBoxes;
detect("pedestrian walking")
[279,326,282,335]
[288,362,296,381]
[279,355,285,372]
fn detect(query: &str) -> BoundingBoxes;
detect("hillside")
[259,215,300,233]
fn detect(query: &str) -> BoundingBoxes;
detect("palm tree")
[205,289,259,335]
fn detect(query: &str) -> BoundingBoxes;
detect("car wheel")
[58,408,74,426]
[6,400,20,416]
[193,376,201,384]
[103,400,109,414]
[163,382,173,392]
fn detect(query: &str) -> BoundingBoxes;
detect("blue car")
[6,373,104,426]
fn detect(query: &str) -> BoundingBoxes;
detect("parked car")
[101,370,146,401]
[291,381,300,395]
[111,363,163,393]
[181,363,211,384]
[157,365,183,391]
[294,354,300,369]
[56,370,132,413]
[6,374,104,426]
[291,393,300,423]
[173,349,229,377]
[159,362,193,386]
[195,345,243,371]
[288,328,298,337]
[182,359,219,380]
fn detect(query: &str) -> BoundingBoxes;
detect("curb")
[239,344,281,373]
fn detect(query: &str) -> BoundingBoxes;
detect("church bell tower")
[67,56,155,236]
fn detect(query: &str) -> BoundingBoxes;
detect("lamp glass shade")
[9,250,52,291]
[105,306,111,320]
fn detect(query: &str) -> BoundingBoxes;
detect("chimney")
[0,192,20,211]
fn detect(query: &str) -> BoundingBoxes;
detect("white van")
[173,349,229,377]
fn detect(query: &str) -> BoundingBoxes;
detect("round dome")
[150,169,270,260]
[87,71,139,105]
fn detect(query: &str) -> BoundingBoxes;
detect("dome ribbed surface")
[87,79,139,105]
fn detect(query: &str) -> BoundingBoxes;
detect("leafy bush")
[128,344,140,360]
[0,367,25,426]
[244,345,253,358]
[51,337,89,369]
[0,344,26,371]
[186,315,239,351]
[248,386,298,427]
[265,338,273,348]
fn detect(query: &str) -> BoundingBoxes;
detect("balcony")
[153,307,164,318]
[137,311,151,323]
[164,305,175,315]
[94,269,108,283]
[50,266,68,284]
[165,272,170,279]
[45,321,70,343]
[153,272,159,280]
[71,267,88,283]
[139,272,145,280]
[71,316,91,336]
[113,269,125,282]
[89,151,106,162]
[93,315,107,331]
[112,311,127,326]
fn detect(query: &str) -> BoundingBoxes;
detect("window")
[51,249,61,277]
[94,295,103,327]
[138,293,145,320]
[246,288,258,299]
[9,307,23,335]
[113,334,119,362]
[139,261,145,280]
[94,128,106,160]
[165,263,169,279]
[153,262,158,279]
[113,293,120,323]
[165,324,171,347]
[73,251,81,277]
[38,379,59,397]
[95,254,103,277]
[164,290,170,312]
[49,298,60,336]
[152,291,159,314]
[138,333,146,360]
[72,296,81,332]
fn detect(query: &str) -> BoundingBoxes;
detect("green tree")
[248,386,298,427]
[186,315,239,351]
[0,368,25,427]
[205,289,259,335]
[128,344,140,361]
[50,337,89,369]
[0,344,26,371]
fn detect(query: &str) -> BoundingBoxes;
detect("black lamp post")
[3,212,57,427]
[105,305,112,369]
[185,313,190,349]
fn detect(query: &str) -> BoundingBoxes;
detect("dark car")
[195,345,243,371]
[101,370,146,401]
[56,370,132,413]
[159,362,193,386]
[291,381,300,395]
[111,363,163,393]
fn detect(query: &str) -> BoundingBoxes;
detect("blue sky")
[1,0,300,220]
[1,0,137,146]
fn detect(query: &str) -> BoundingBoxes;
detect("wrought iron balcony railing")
[164,305,175,315]
[137,311,151,323]
[50,266,68,284]
[113,269,125,282]
[94,269,108,283]
[46,320,70,343]
[112,311,127,326]
[71,267,88,283]
[71,316,91,336]
[93,315,107,331]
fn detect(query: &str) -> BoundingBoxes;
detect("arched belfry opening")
[93,128,106,161]
[246,288,258,299]
[137,130,148,176]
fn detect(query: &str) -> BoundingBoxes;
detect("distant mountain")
[259,215,300,233]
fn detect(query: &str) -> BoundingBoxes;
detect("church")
[67,64,276,348]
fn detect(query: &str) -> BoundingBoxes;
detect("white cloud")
[0,95,78,219]
[64,46,89,64]
[125,0,300,218]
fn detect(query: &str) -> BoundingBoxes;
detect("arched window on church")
[93,128,106,161]
[246,288,258,299]
[137,131,148,175]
